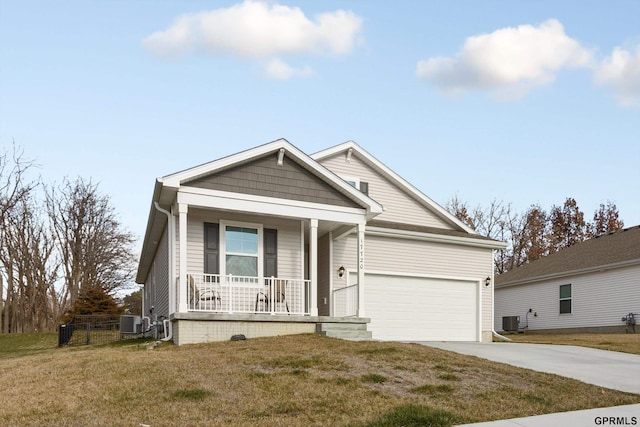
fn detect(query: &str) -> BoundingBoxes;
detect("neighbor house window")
[559,284,572,314]
[221,222,262,277]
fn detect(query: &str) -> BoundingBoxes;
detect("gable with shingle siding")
[185,153,360,208]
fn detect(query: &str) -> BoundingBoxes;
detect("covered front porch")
[138,141,384,344]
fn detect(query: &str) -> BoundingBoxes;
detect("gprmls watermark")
[595,416,638,425]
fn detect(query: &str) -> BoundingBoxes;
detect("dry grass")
[505,333,640,355]
[0,333,639,426]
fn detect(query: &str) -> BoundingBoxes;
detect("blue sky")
[1,0,639,247]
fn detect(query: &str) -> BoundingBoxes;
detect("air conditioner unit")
[502,316,520,332]
[120,315,142,334]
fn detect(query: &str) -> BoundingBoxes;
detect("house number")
[359,236,364,270]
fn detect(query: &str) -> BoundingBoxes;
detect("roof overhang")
[161,138,383,215]
[366,225,507,250]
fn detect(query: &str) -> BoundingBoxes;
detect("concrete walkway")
[422,342,640,394]
[417,342,640,426]
[456,403,640,427]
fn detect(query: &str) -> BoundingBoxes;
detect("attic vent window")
[346,148,353,162]
[360,181,369,196]
[344,176,369,196]
[277,148,285,166]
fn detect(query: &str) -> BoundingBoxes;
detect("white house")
[495,225,640,333]
[136,139,505,345]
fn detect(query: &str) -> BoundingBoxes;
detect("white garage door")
[365,274,479,341]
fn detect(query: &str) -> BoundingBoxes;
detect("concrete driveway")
[419,342,640,395]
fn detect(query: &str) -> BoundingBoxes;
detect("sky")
[1,0,639,251]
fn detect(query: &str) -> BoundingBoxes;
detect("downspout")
[161,318,173,342]
[491,249,512,342]
[141,283,145,329]
[154,202,174,342]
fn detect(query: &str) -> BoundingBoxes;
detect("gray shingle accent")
[186,152,359,208]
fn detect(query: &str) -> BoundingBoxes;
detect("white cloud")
[142,0,362,59]
[594,45,640,107]
[416,19,593,100]
[264,58,314,79]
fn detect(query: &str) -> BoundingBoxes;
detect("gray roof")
[495,225,640,287]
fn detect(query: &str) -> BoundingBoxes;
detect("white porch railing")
[187,273,311,315]
[332,283,358,317]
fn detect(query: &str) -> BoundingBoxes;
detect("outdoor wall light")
[338,265,346,278]
[485,277,491,287]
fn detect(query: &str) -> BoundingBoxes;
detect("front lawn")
[0,333,638,426]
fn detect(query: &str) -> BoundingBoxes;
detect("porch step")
[316,322,372,341]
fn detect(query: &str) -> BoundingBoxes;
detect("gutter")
[366,226,507,250]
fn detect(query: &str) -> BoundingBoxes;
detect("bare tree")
[445,195,476,229]
[590,201,624,237]
[0,144,36,223]
[2,147,139,332]
[521,205,548,263]
[548,197,587,253]
[46,178,137,315]
[0,145,39,333]
[446,197,517,273]
[446,195,625,275]
[1,197,58,332]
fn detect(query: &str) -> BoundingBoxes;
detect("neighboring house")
[136,139,505,345]
[495,225,640,334]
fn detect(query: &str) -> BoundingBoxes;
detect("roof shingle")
[495,225,640,286]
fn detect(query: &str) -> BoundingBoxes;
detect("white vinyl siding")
[319,153,452,229]
[332,233,494,336]
[495,264,640,331]
[145,226,169,318]
[184,209,303,279]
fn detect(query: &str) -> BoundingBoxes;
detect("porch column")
[178,203,188,313]
[357,222,366,317]
[309,219,318,316]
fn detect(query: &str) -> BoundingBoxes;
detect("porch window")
[559,284,572,314]
[224,225,260,276]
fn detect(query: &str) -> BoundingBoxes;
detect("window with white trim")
[221,221,263,277]
[343,176,369,195]
[343,176,360,189]
[559,284,572,314]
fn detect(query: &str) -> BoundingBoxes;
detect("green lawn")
[0,332,58,359]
